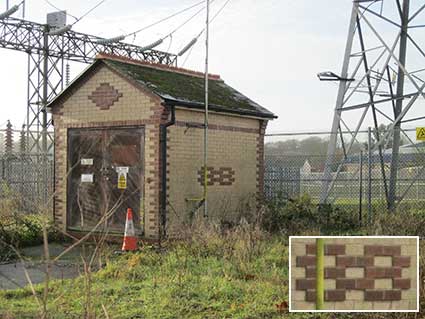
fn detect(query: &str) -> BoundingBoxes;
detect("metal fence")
[0,153,54,212]
[264,146,425,213]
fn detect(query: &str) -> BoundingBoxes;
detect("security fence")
[0,123,54,212]
[0,153,54,211]
[264,132,425,213]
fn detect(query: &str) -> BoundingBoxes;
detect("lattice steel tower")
[0,9,177,154]
[319,0,425,211]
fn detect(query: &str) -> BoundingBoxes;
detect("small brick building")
[47,54,275,239]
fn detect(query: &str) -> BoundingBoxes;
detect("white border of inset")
[289,236,419,313]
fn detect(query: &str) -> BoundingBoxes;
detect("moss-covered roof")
[47,56,276,119]
[103,59,275,118]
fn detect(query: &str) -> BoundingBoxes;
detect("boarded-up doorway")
[67,127,144,233]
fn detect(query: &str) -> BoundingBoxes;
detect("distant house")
[345,143,425,170]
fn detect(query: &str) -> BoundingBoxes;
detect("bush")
[0,184,68,261]
[262,194,362,235]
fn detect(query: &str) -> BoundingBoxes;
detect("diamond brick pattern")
[88,83,123,110]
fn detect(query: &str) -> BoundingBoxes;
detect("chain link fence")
[0,123,54,212]
[264,130,425,213]
[0,153,54,212]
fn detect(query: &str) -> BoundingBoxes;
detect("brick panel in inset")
[291,237,417,310]
[306,267,345,279]
[306,290,346,302]
[306,244,345,255]
[364,290,401,301]
[336,278,374,290]
[365,267,402,279]
[393,256,411,268]
[336,256,373,267]
[393,278,411,290]
[364,245,401,256]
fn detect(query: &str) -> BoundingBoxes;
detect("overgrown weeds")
[0,184,68,262]
[262,194,362,235]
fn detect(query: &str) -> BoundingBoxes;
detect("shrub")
[262,194,362,235]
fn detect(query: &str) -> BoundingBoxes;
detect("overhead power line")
[47,0,109,35]
[75,0,108,24]
[43,0,79,21]
[97,0,205,44]
[178,0,232,59]
[127,0,204,37]
[137,0,214,52]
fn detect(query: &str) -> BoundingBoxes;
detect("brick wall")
[52,64,164,239]
[51,64,269,239]
[166,108,265,235]
[291,237,418,311]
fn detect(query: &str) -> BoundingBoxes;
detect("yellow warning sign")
[118,172,127,189]
[416,127,425,141]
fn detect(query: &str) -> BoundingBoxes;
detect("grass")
[2,195,425,318]
[0,233,297,319]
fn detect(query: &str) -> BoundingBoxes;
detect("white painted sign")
[115,166,129,174]
[81,158,93,166]
[81,174,93,183]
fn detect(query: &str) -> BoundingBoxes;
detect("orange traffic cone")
[122,208,137,251]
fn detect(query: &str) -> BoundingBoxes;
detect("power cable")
[137,0,214,52]
[178,0,232,58]
[42,0,79,21]
[125,0,204,38]
[96,0,205,44]
[48,0,108,35]
[74,0,108,25]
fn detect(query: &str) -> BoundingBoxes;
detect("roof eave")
[162,98,277,119]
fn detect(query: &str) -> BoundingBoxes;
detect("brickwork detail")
[166,109,261,235]
[291,237,418,311]
[88,83,123,110]
[197,167,235,186]
[51,65,163,239]
[51,64,267,241]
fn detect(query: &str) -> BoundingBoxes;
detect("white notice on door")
[81,174,93,183]
[81,158,94,166]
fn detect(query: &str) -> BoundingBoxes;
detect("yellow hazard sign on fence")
[416,127,425,141]
[118,172,127,189]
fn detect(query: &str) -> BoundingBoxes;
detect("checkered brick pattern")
[291,238,418,311]
[197,167,236,186]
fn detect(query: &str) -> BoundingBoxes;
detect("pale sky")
[0,0,423,138]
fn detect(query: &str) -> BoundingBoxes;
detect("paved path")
[0,261,81,290]
[0,243,85,290]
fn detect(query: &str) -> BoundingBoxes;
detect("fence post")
[359,151,363,224]
[367,127,372,225]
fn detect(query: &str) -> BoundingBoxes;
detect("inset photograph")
[290,236,419,312]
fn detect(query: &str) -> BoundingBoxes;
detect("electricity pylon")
[0,15,177,154]
[319,0,425,211]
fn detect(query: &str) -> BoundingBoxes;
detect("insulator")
[49,24,72,35]
[178,37,197,56]
[96,35,126,44]
[0,4,19,19]
[139,38,164,52]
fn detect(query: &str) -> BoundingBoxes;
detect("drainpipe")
[160,104,176,239]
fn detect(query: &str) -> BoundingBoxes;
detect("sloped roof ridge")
[96,53,222,81]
